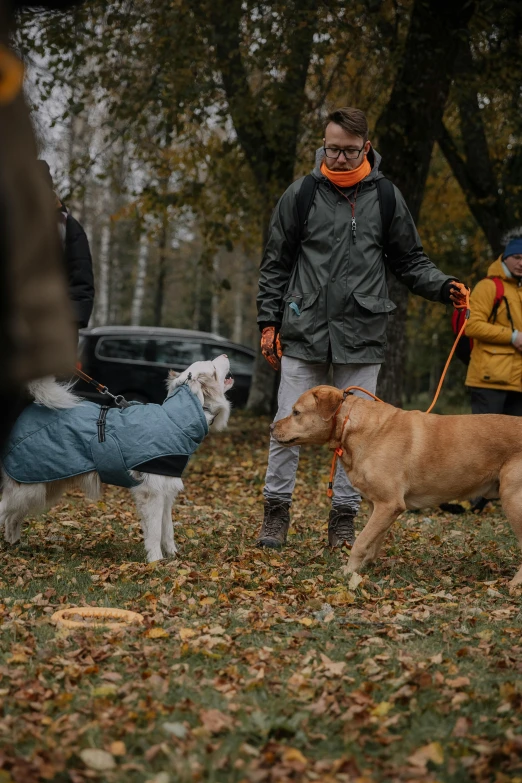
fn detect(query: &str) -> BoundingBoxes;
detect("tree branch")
[438,122,505,254]
[206,0,271,196]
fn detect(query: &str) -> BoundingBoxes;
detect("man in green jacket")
[256,106,467,549]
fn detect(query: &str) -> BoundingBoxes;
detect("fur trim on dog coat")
[3,384,208,487]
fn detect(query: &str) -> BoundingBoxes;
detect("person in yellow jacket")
[465,230,522,414]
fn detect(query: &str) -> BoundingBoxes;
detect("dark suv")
[76,326,255,408]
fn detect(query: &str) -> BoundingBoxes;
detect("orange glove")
[449,281,470,309]
[261,327,283,371]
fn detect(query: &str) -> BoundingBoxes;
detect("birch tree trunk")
[93,222,110,325]
[131,234,149,326]
[192,257,202,330]
[211,253,220,335]
[153,213,169,326]
[233,251,244,344]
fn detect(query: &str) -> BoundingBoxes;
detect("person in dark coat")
[256,106,469,550]
[37,160,95,330]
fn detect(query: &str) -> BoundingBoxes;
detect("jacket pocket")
[280,289,321,341]
[480,345,516,386]
[352,292,397,347]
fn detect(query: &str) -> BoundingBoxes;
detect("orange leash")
[425,289,470,413]
[326,289,471,497]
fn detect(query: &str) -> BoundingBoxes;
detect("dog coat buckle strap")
[97,406,109,442]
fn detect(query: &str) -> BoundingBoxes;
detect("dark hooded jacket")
[58,207,94,329]
[257,147,453,364]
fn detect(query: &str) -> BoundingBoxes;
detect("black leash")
[74,368,134,409]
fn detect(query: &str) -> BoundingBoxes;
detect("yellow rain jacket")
[465,257,522,391]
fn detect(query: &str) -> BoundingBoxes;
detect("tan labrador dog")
[272,386,522,592]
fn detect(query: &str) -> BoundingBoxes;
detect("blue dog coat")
[3,384,208,488]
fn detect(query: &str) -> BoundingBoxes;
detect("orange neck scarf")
[320,155,371,188]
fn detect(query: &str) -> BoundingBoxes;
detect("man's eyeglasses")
[323,146,365,161]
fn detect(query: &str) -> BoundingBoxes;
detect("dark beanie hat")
[502,228,522,260]
[37,160,54,190]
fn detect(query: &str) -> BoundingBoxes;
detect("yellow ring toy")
[51,607,144,630]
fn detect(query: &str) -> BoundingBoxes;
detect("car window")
[206,344,254,374]
[96,337,150,362]
[154,339,205,366]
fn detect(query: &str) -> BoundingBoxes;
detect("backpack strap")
[487,276,515,330]
[375,177,396,257]
[296,174,319,239]
[490,276,504,308]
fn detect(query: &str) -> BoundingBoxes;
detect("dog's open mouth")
[224,372,234,390]
[276,435,300,444]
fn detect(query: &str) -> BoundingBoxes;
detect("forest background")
[15,0,522,413]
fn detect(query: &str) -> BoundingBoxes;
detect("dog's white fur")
[0,355,233,562]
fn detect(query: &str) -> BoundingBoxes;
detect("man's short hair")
[325,108,369,142]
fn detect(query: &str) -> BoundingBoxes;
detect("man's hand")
[261,326,282,371]
[513,332,522,352]
[442,280,470,308]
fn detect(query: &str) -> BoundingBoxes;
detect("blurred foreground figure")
[0,0,77,450]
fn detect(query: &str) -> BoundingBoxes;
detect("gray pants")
[264,356,380,508]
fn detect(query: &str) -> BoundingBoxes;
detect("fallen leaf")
[199,708,233,734]
[446,676,470,689]
[281,747,307,765]
[144,627,169,639]
[109,741,126,756]
[179,628,196,640]
[91,685,117,698]
[7,653,28,664]
[80,749,116,771]
[320,653,346,676]
[348,572,363,591]
[162,721,187,739]
[329,589,355,606]
[371,701,393,717]
[408,742,444,767]
[453,717,470,737]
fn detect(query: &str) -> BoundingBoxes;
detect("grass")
[0,412,522,783]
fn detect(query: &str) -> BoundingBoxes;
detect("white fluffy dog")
[0,355,233,562]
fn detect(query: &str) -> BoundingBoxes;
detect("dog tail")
[27,377,81,409]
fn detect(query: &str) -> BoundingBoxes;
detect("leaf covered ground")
[1,412,522,783]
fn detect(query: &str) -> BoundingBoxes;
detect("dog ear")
[313,387,343,421]
[168,370,180,379]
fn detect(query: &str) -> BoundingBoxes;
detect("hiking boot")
[256,500,291,548]
[471,496,489,513]
[328,506,356,547]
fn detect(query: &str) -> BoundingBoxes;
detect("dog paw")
[508,580,522,595]
[146,552,164,564]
